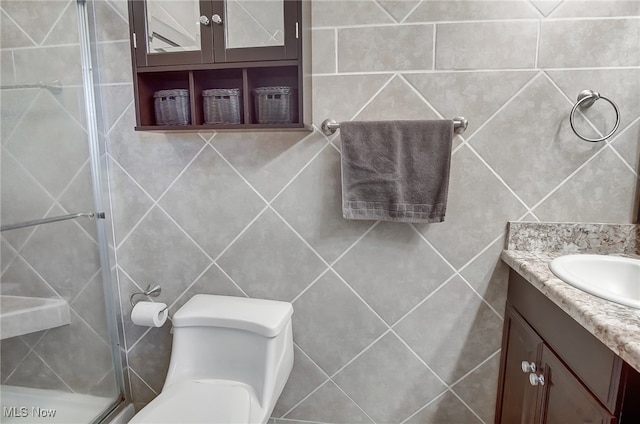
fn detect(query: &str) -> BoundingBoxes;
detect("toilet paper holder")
[130,283,164,308]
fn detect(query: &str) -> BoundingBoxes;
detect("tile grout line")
[129,367,159,396]
[466,143,535,216]
[0,7,39,47]
[400,0,425,25]
[406,226,504,319]
[39,0,74,46]
[311,15,640,31]
[464,70,541,142]
[541,71,604,137]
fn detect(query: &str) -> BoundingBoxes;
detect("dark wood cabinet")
[496,270,640,424]
[127,0,310,131]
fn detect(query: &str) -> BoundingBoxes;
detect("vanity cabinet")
[496,270,640,423]
[127,0,310,131]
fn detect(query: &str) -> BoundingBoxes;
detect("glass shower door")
[0,0,124,422]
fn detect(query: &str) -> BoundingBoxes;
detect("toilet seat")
[129,380,254,424]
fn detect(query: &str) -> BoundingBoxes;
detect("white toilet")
[129,294,294,424]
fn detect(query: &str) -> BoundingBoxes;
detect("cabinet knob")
[212,14,223,25]
[199,15,210,26]
[529,373,545,386]
[521,361,536,373]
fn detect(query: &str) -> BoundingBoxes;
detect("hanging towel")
[340,120,453,223]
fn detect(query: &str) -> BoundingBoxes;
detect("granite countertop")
[501,249,640,373]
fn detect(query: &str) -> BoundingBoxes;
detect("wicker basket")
[203,88,241,124]
[154,89,190,125]
[255,86,293,124]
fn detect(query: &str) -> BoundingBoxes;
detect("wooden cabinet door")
[497,306,545,424]
[538,345,616,424]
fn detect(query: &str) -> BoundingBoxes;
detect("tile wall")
[0,0,117,397]
[63,0,640,422]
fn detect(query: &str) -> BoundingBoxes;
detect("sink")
[549,254,640,309]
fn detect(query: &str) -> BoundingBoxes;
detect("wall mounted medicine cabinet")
[127,0,311,131]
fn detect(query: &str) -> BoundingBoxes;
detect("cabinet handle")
[199,15,210,26]
[529,373,545,386]
[212,14,223,25]
[521,361,536,373]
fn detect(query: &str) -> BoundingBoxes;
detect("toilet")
[129,294,294,424]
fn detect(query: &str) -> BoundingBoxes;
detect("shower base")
[0,385,113,423]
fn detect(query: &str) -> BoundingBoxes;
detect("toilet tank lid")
[172,295,293,337]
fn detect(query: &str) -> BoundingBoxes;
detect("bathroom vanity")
[496,223,640,423]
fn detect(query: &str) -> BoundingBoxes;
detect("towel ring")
[569,90,620,143]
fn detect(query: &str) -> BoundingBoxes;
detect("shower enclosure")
[1,0,127,422]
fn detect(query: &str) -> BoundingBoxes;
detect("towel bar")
[321,117,468,136]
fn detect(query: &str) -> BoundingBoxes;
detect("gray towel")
[340,120,453,223]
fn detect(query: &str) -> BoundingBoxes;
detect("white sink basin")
[549,254,640,309]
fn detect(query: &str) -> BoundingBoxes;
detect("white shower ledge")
[1,295,70,339]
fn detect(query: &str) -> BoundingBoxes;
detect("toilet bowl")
[129,294,294,424]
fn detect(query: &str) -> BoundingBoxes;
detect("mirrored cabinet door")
[212,0,298,62]
[131,0,298,67]
[132,0,214,66]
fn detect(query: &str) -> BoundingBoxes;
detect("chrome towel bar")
[569,90,620,143]
[0,80,63,95]
[0,211,105,232]
[321,117,468,136]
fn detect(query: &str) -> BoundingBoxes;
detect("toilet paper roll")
[131,301,168,327]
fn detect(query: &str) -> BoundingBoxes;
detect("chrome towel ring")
[569,89,620,142]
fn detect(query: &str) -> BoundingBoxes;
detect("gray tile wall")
[93,0,639,422]
[0,0,117,397]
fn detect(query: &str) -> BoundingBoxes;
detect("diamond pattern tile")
[107,158,155,246]
[533,148,639,223]
[211,130,326,201]
[1,0,69,45]
[4,351,70,391]
[292,271,387,375]
[417,146,527,269]
[20,207,101,302]
[108,105,206,199]
[395,277,503,384]
[469,74,603,206]
[460,235,510,317]
[160,146,266,258]
[127,323,173,393]
[273,345,328,418]
[334,332,446,423]
[334,222,454,325]
[1,149,55,250]
[611,120,640,174]
[272,146,374,263]
[217,208,326,302]
[5,93,89,199]
[452,353,501,424]
[117,206,212,306]
[354,76,440,121]
[284,381,374,423]
[547,69,640,134]
[405,0,539,21]
[530,0,564,16]
[405,391,482,424]
[405,71,536,135]
[0,9,34,48]
[312,74,392,126]
[376,0,420,22]
[33,310,113,392]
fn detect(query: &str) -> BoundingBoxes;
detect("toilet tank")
[163,295,294,409]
